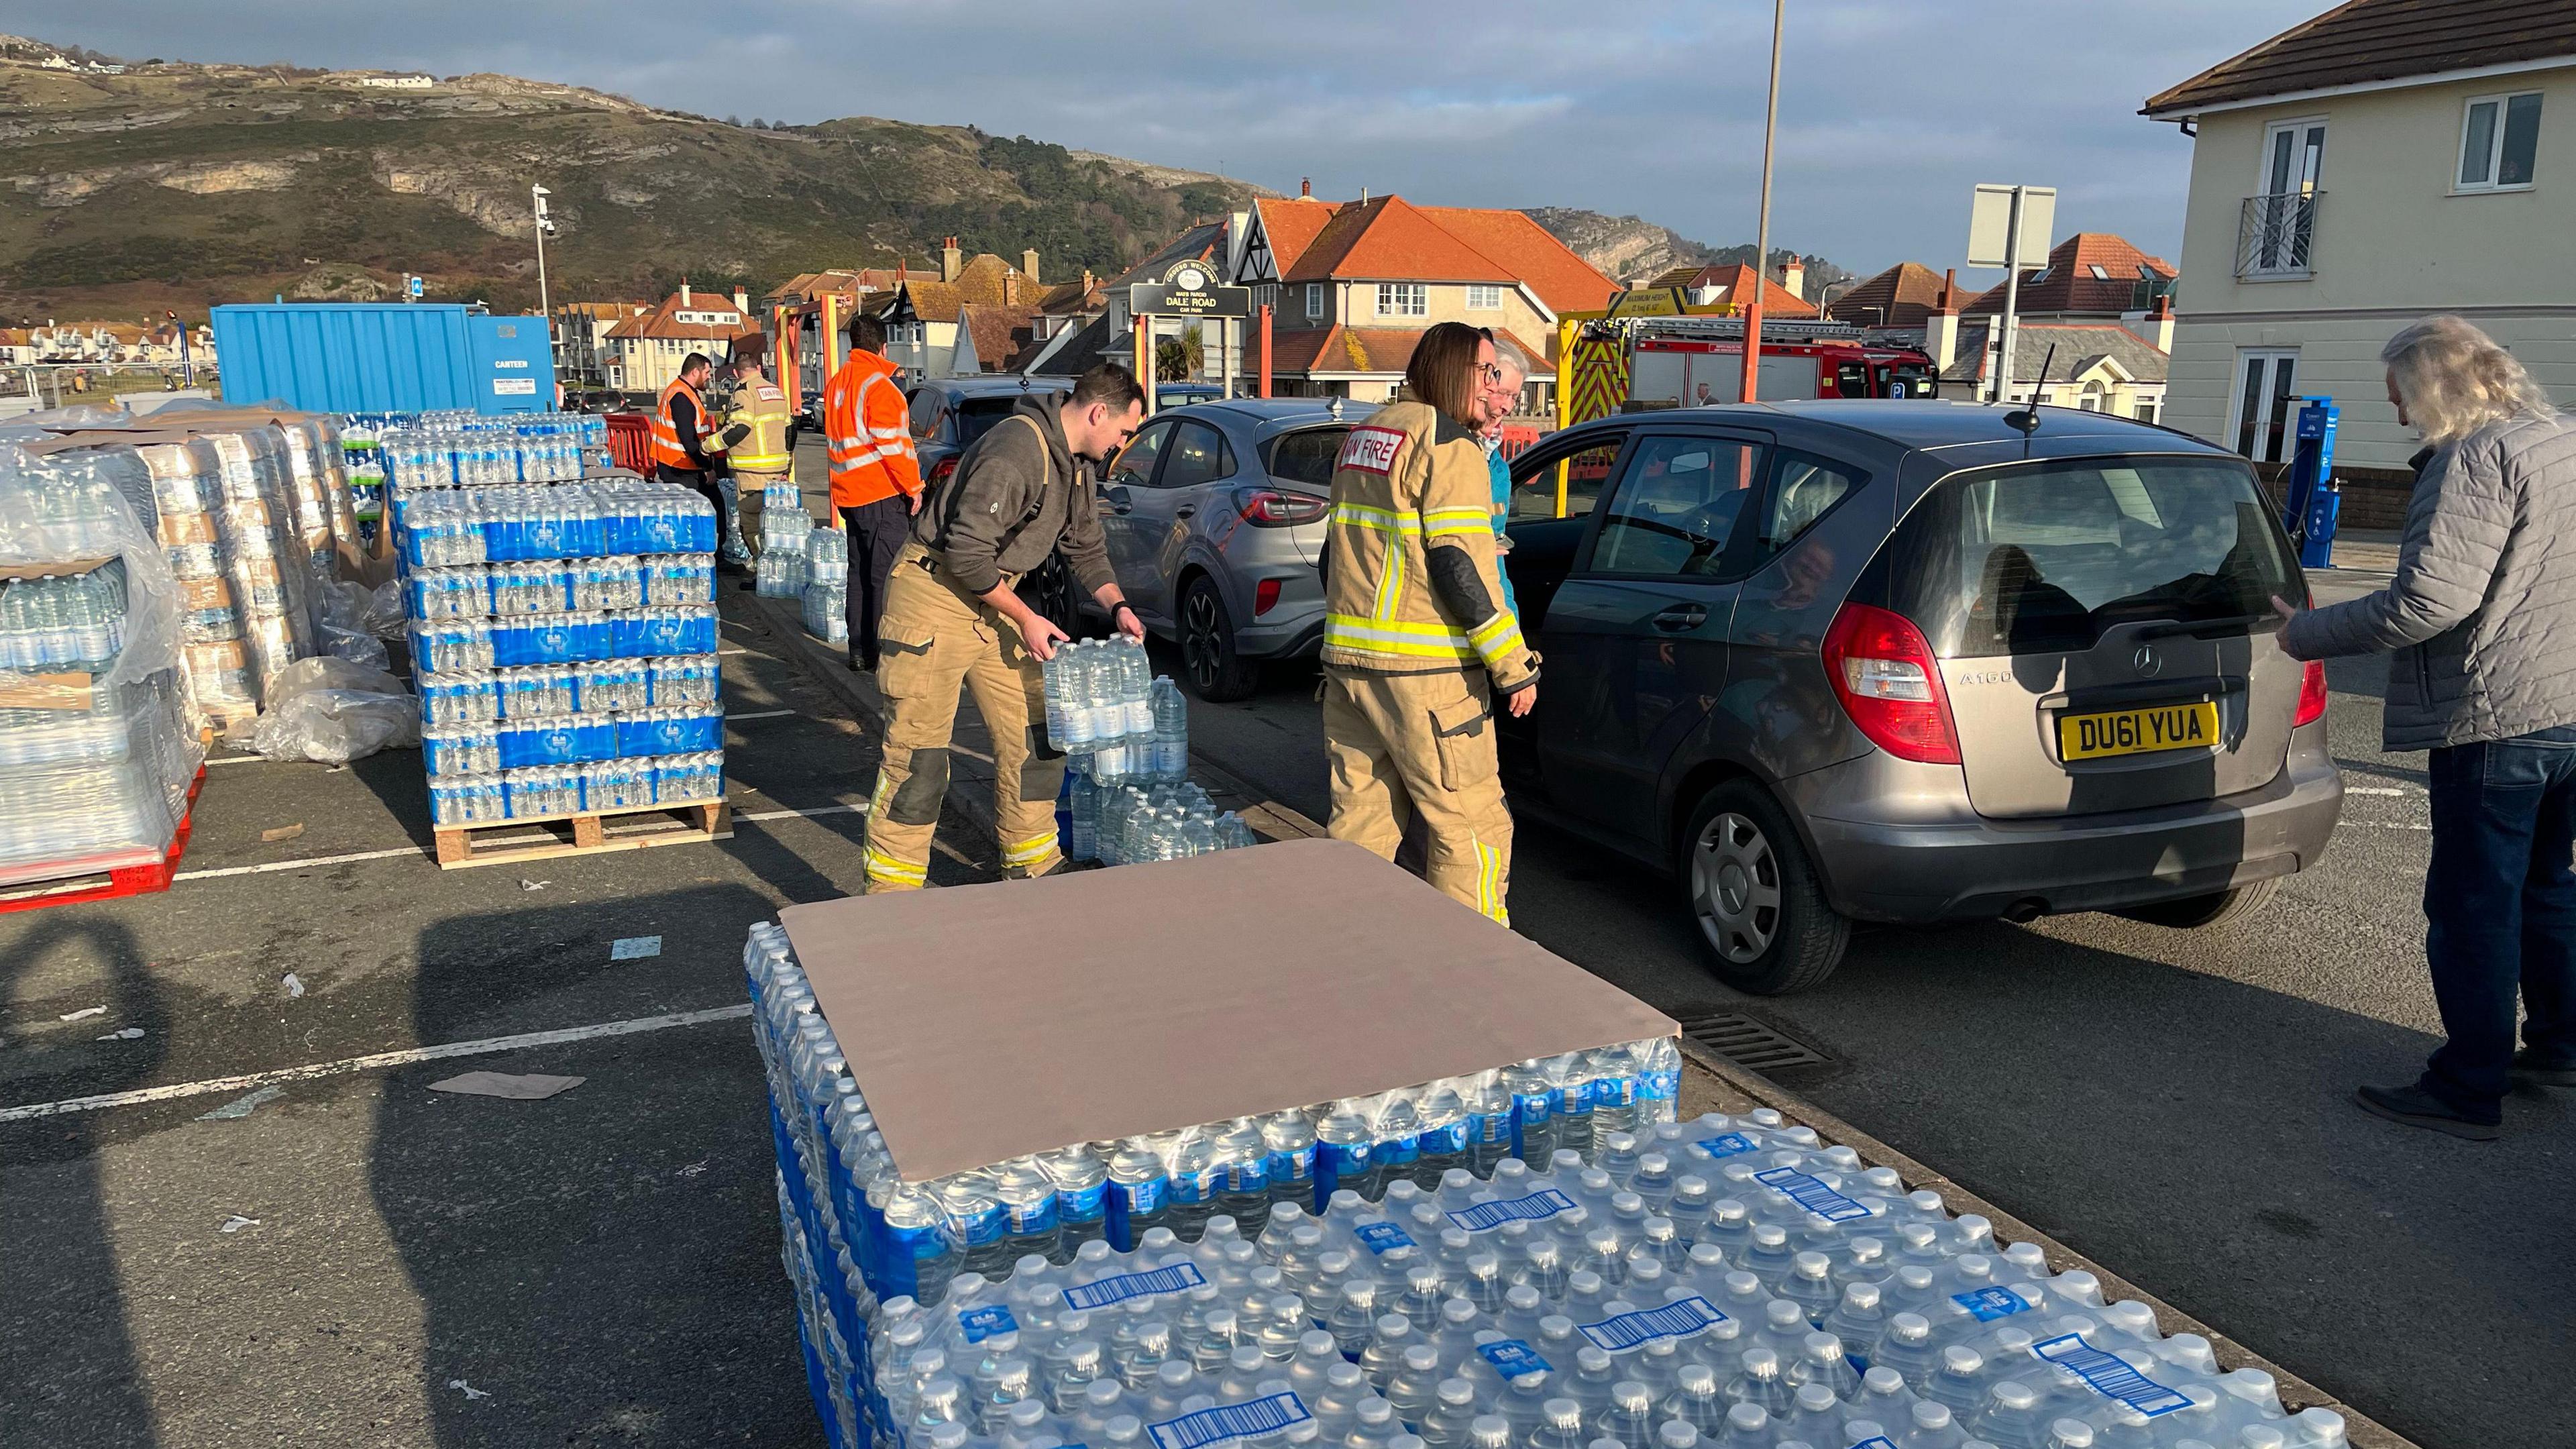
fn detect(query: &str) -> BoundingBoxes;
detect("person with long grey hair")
[2275,315,2576,1138]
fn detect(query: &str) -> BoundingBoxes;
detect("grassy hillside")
[0,40,1269,323]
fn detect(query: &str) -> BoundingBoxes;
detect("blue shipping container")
[211,303,557,416]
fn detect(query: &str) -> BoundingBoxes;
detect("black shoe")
[2353,1083,2500,1140]
[847,655,874,674]
[2511,1049,2576,1088]
[737,579,757,592]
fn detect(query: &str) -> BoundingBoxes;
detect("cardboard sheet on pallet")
[780,838,1678,1182]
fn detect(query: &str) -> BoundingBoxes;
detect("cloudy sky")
[34,0,2328,277]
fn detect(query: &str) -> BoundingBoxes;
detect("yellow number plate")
[2059,700,2220,761]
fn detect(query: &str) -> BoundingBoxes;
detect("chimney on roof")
[1301,177,1311,197]
[1006,272,1021,306]
[941,237,962,283]
[1081,268,1095,297]
[1924,269,1961,373]
[680,278,692,307]
[1778,257,1805,301]
[1022,249,1040,285]
[732,286,749,313]
[2144,292,2176,354]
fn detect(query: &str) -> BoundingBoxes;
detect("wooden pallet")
[432,798,731,870]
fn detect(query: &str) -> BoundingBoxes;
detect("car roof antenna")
[2003,343,2057,440]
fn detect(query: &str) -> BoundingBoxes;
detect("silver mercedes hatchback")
[1086,398,1356,700]
[1495,400,2345,994]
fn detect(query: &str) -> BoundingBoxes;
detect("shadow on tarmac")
[372,884,823,1448]
[0,916,164,1449]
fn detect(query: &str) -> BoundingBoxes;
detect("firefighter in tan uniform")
[858,364,1149,891]
[718,340,794,557]
[1320,323,1540,924]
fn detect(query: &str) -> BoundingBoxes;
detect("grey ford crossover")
[1495,400,2343,994]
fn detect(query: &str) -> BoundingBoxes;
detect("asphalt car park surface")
[1172,550,2572,1449]
[0,589,1000,1448]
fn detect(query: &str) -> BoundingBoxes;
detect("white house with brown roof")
[1218,186,1618,407]
[2145,0,2576,492]
[600,284,762,394]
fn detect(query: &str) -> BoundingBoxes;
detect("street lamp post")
[1739,0,1784,405]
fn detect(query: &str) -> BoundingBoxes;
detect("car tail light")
[928,455,959,486]
[1254,578,1283,616]
[1823,602,1961,765]
[2294,659,2328,727]
[1233,486,1328,527]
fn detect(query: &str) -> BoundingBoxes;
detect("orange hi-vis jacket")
[651,376,711,470]
[824,350,920,509]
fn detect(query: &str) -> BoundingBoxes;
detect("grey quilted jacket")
[2282,412,2576,750]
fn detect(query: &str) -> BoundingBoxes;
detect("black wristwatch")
[1112,602,1137,623]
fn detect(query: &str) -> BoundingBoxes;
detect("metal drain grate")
[1671,1010,1833,1074]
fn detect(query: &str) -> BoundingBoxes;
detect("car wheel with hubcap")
[1683,780,1849,995]
[1179,575,1260,701]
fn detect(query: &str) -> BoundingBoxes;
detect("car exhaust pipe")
[2003,898,2047,924]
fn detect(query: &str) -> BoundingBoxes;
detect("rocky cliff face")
[1523,207,1850,291]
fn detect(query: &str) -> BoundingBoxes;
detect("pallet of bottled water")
[376,409,614,491]
[745,924,2356,1449]
[392,445,729,836]
[0,441,205,881]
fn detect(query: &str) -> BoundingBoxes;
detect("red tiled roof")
[1253,197,1345,276]
[956,303,1041,373]
[1959,233,2174,317]
[1823,262,1954,329]
[1415,207,1619,315]
[1285,196,1519,285]
[2145,0,2576,115]
[604,290,762,342]
[1267,325,1554,378]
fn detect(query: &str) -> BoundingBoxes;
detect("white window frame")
[1466,284,1503,311]
[2457,91,2543,193]
[2229,349,2302,464]
[1375,282,1427,319]
[1305,282,1325,321]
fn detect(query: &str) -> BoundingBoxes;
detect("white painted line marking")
[203,755,268,767]
[728,708,796,720]
[174,846,427,881]
[2343,786,2417,796]
[0,1005,752,1122]
[718,647,751,656]
[2347,820,2431,831]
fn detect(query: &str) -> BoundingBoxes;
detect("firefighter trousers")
[1322,667,1513,924]
[861,543,1066,891]
[735,468,786,553]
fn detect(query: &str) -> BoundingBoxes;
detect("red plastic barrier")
[605,412,654,474]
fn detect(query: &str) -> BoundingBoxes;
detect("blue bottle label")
[1953,1287,2031,1323]
[957,1304,1020,1344]
[1220,1157,1271,1194]
[1446,1188,1577,1232]
[1170,1169,1213,1207]
[1147,1391,1312,1449]
[1353,1222,1415,1254]
[1005,1195,1059,1235]
[1059,1182,1109,1223]
[1477,1340,1552,1378]
[1696,1133,1758,1161]
[1323,1141,1373,1175]
[1375,1134,1420,1168]
[1271,1144,1316,1183]
[1419,1123,1468,1157]
[1513,1091,1554,1124]
[1751,1167,1874,1224]
[1576,1296,1728,1354]
[1114,1177,1169,1217]
[2029,1333,2192,1416]
[955,1202,1006,1246]
[1062,1262,1208,1311]
[1469,1112,1513,1146]
[1591,1076,1638,1110]
[1643,1069,1681,1103]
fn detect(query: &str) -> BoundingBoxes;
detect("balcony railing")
[2237,191,2322,279]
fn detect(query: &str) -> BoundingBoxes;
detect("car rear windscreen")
[1880,456,2300,659]
[1265,427,1348,488]
[957,398,1028,447]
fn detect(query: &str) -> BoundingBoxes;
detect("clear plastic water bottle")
[1050,1146,1111,1262]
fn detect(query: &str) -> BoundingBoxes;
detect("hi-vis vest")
[726,377,793,472]
[1319,398,1538,689]
[824,352,919,508]
[651,377,707,470]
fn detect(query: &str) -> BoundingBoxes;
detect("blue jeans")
[2422,724,2576,1116]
